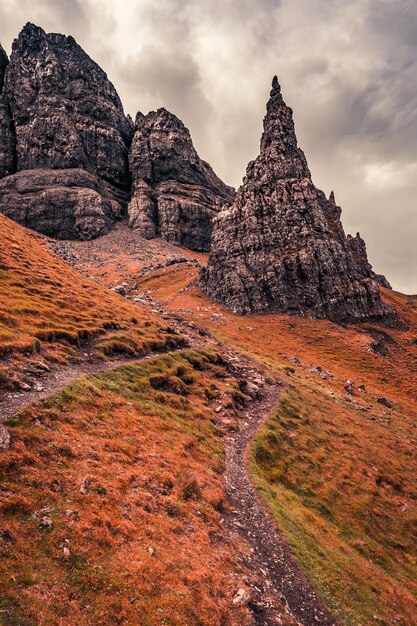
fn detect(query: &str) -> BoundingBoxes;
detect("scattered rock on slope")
[201,76,394,323]
[128,108,235,251]
[0,23,133,239]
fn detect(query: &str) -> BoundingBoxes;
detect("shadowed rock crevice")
[128,108,235,251]
[201,76,394,323]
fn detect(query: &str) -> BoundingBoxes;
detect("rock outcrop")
[128,108,234,251]
[374,274,393,290]
[202,77,393,322]
[0,23,133,239]
[0,169,123,239]
[0,45,16,179]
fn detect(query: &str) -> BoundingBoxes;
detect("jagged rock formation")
[0,45,16,179]
[374,274,392,290]
[202,77,393,322]
[0,23,133,239]
[128,108,234,251]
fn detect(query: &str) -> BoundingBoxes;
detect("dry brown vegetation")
[0,350,254,626]
[134,261,417,625]
[0,215,180,392]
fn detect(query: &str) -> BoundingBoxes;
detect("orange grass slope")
[0,350,295,626]
[135,264,417,625]
[0,214,180,391]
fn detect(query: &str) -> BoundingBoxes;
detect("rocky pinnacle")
[201,76,394,322]
[128,108,235,251]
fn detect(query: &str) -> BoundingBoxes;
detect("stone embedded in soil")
[232,588,251,606]
[201,76,394,323]
[0,23,133,239]
[0,424,11,451]
[128,108,235,251]
[377,396,392,409]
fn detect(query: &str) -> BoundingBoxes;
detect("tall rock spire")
[201,77,393,322]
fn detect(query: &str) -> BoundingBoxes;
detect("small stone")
[34,361,50,372]
[245,382,260,400]
[79,478,89,494]
[62,546,70,557]
[147,546,156,556]
[344,383,355,395]
[39,515,53,529]
[0,425,11,451]
[232,588,251,606]
[377,396,392,409]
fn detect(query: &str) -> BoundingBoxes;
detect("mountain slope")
[124,257,417,625]
[0,216,302,626]
[0,213,181,394]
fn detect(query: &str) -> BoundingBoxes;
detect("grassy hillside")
[0,215,179,392]
[1,350,255,626]
[134,262,417,625]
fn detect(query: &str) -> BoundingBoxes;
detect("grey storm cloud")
[0,0,416,293]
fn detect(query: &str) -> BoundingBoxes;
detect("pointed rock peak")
[260,76,310,177]
[134,111,145,127]
[270,75,282,97]
[13,23,46,52]
[154,107,185,128]
[329,190,335,204]
[202,77,394,323]
[266,74,285,110]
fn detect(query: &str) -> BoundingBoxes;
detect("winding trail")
[0,349,183,423]
[224,380,338,625]
[0,327,338,626]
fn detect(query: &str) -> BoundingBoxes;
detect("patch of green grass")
[250,386,417,625]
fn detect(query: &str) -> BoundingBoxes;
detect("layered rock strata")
[201,77,393,322]
[128,108,235,251]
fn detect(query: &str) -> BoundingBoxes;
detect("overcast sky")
[0,0,416,293]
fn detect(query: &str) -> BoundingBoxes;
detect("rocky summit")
[202,76,393,322]
[0,23,133,239]
[128,108,234,251]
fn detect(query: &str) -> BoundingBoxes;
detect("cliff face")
[0,23,133,239]
[0,45,16,179]
[128,108,235,251]
[201,77,393,322]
